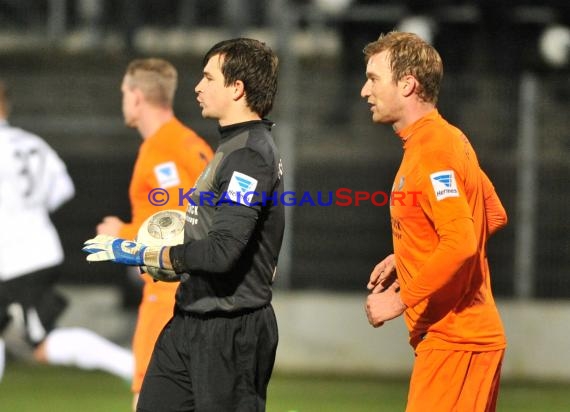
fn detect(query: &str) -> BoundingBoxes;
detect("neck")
[138,108,174,139]
[393,101,435,133]
[218,106,261,127]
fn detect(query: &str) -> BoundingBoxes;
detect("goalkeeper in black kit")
[84,38,285,412]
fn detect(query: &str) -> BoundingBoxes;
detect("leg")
[458,350,504,412]
[252,305,279,410]
[0,338,5,382]
[406,349,461,412]
[406,349,504,412]
[132,283,176,394]
[0,292,12,382]
[138,306,279,412]
[137,314,194,412]
[189,305,278,412]
[36,327,134,381]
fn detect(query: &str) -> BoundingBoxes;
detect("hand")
[367,254,397,294]
[365,281,406,328]
[141,266,180,282]
[83,235,152,266]
[97,216,125,236]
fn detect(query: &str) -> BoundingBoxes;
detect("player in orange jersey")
[361,32,508,412]
[94,58,213,410]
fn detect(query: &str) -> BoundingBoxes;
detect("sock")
[0,338,5,382]
[44,327,133,381]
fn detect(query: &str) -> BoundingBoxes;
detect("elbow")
[447,219,478,264]
[202,238,245,274]
[461,229,479,262]
[500,211,508,229]
[209,253,240,274]
[491,211,508,235]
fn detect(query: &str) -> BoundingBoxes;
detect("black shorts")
[137,304,278,412]
[0,266,68,346]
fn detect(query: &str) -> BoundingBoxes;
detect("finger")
[387,280,400,291]
[379,270,397,287]
[86,251,114,262]
[365,300,374,322]
[371,282,385,294]
[82,244,106,254]
[367,275,383,291]
[83,234,114,245]
[365,296,383,327]
[371,262,385,280]
[366,308,385,328]
[367,264,385,289]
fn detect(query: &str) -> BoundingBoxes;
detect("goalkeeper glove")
[82,235,165,268]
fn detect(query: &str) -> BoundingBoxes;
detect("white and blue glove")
[82,235,164,268]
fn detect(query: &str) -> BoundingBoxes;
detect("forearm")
[400,217,478,308]
[168,204,258,274]
[485,193,508,236]
[169,234,247,274]
[481,170,508,236]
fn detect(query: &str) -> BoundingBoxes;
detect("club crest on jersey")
[154,161,180,188]
[430,170,459,201]
[227,171,258,206]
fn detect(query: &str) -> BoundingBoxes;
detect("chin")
[123,117,136,128]
[201,109,214,120]
[372,113,390,124]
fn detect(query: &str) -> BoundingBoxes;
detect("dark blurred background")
[0,0,568,304]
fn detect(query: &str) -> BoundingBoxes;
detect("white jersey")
[0,120,75,280]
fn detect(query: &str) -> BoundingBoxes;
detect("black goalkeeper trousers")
[137,304,278,412]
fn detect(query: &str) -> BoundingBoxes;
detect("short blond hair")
[124,58,177,108]
[363,31,443,104]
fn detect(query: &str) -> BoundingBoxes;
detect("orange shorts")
[131,279,178,393]
[406,348,504,412]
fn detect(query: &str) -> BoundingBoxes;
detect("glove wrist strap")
[143,246,165,269]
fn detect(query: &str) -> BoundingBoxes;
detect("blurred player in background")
[94,58,213,409]
[0,79,133,382]
[84,38,284,411]
[361,32,508,411]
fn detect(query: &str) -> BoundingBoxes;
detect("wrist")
[143,246,165,268]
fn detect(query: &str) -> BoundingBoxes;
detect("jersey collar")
[219,119,273,141]
[397,109,441,148]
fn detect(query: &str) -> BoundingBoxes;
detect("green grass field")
[1,362,569,411]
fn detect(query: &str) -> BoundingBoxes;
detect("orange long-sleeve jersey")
[119,117,213,241]
[122,117,213,393]
[391,110,507,352]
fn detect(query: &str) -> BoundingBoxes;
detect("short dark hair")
[203,38,279,118]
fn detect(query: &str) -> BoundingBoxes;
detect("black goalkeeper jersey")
[170,120,285,314]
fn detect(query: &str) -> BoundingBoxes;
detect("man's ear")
[232,80,245,101]
[401,75,417,98]
[134,88,145,106]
